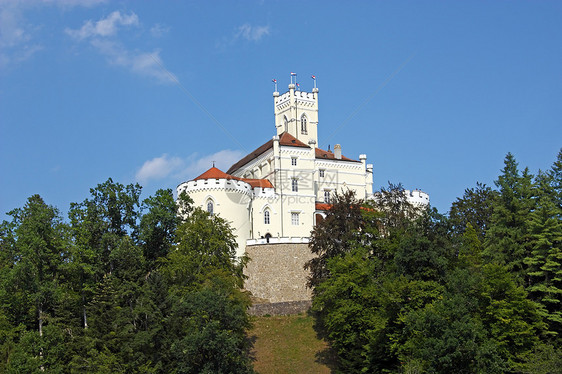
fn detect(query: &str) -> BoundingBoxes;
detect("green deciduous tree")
[305,190,365,290]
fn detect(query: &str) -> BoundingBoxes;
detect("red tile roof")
[243,178,274,188]
[226,139,273,174]
[193,167,241,181]
[315,202,333,211]
[315,147,359,162]
[193,167,273,189]
[227,132,310,174]
[279,132,309,148]
[227,132,360,175]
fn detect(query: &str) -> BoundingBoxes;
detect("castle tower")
[273,74,319,147]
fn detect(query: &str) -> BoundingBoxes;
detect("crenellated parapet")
[178,178,254,197]
[404,189,430,206]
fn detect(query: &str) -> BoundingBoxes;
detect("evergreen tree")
[484,153,534,283]
[449,182,496,241]
[0,195,71,371]
[524,170,562,338]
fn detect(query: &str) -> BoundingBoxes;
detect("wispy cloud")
[150,23,170,38]
[235,24,270,42]
[65,10,138,40]
[42,0,108,7]
[0,0,106,70]
[0,1,40,68]
[216,23,270,50]
[66,11,175,83]
[135,150,244,184]
[89,39,175,83]
[136,154,184,184]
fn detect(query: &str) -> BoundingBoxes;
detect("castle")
[177,76,429,303]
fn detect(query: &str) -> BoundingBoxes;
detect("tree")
[68,178,142,330]
[401,269,505,374]
[484,153,534,283]
[0,195,72,371]
[305,190,364,290]
[524,170,562,337]
[139,189,179,268]
[160,205,253,373]
[449,182,496,241]
[309,191,449,373]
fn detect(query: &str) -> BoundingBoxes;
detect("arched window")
[301,115,307,134]
[284,116,288,132]
[207,200,214,216]
[264,210,270,224]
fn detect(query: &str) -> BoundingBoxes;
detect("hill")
[249,314,337,374]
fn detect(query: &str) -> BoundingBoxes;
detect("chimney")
[334,144,342,160]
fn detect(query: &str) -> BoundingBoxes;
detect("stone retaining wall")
[248,300,312,316]
[244,243,314,303]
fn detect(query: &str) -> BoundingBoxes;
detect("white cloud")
[65,10,138,40]
[136,154,183,184]
[235,23,270,42]
[150,23,169,38]
[0,1,41,68]
[135,150,245,185]
[65,11,175,83]
[89,39,175,83]
[183,150,245,178]
[0,0,107,69]
[42,0,107,7]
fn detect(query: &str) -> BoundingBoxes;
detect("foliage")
[0,180,254,373]
[308,150,562,373]
[305,189,364,290]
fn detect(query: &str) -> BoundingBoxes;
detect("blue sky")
[1,0,561,219]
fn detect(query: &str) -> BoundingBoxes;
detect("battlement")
[275,91,291,105]
[178,178,253,196]
[405,189,430,206]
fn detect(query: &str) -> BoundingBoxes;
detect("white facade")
[177,81,428,257]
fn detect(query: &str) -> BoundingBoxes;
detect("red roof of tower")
[193,167,241,181]
[192,167,273,189]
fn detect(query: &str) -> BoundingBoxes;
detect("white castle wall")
[405,189,430,206]
[178,178,254,257]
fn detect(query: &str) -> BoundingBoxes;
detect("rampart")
[244,243,314,303]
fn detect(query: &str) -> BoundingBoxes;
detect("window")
[207,201,214,216]
[319,169,325,177]
[324,190,331,203]
[284,116,288,132]
[291,157,297,166]
[291,212,299,225]
[292,178,298,192]
[264,210,270,224]
[301,115,307,134]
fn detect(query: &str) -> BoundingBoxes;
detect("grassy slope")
[249,314,337,374]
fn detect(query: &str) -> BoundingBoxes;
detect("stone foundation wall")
[248,300,312,316]
[244,243,315,303]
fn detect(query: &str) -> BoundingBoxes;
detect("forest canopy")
[1,149,561,373]
[307,150,562,373]
[0,181,254,373]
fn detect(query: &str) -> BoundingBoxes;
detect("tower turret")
[273,73,319,147]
